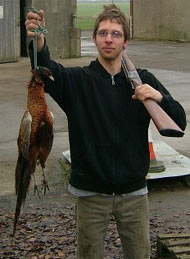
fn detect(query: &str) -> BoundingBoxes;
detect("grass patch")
[77,2,130,30]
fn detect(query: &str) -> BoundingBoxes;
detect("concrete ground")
[0,33,190,257]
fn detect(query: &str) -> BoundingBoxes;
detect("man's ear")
[123,40,129,49]
[93,37,97,45]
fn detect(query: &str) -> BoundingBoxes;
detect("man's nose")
[105,33,113,42]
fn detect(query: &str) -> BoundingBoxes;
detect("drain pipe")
[130,0,134,39]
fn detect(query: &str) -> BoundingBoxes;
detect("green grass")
[77,2,130,30]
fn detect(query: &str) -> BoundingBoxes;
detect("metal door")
[0,0,20,63]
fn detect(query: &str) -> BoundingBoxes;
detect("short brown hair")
[93,4,130,41]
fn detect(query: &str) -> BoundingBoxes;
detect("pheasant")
[13,66,54,235]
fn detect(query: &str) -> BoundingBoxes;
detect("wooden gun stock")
[121,52,184,137]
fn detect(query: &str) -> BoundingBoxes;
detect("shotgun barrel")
[121,52,184,137]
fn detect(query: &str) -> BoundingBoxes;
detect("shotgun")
[121,52,184,137]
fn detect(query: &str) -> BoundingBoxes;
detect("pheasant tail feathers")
[13,153,31,236]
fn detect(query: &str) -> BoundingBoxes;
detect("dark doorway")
[20,0,27,56]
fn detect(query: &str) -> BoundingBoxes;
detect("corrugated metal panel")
[0,0,20,63]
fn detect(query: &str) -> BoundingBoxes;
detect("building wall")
[25,0,81,59]
[133,0,190,42]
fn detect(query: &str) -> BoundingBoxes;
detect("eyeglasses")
[96,30,124,39]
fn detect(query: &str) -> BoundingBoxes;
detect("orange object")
[149,141,156,161]
[148,141,165,174]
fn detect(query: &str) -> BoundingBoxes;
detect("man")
[25,4,186,259]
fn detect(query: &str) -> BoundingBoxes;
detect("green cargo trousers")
[76,194,150,259]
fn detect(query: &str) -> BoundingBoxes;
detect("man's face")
[93,19,128,61]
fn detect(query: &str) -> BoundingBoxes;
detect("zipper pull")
[111,75,115,86]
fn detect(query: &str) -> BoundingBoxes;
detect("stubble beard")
[101,49,122,62]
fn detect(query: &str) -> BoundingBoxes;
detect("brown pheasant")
[13,66,54,236]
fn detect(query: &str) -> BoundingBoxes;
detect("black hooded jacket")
[29,42,186,194]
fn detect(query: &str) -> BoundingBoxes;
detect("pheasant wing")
[14,111,32,235]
